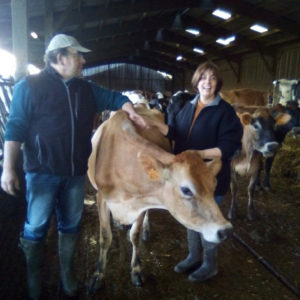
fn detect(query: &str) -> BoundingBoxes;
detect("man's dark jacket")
[5,66,130,176]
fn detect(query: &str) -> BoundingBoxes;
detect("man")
[1,34,147,299]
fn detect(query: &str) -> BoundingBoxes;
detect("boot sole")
[174,261,202,274]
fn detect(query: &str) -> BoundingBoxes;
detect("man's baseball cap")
[46,34,91,53]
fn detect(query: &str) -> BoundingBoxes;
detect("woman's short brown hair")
[191,62,223,95]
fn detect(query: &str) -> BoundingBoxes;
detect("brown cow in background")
[228,105,291,220]
[220,88,269,106]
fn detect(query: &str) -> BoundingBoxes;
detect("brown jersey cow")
[229,106,291,220]
[87,106,232,292]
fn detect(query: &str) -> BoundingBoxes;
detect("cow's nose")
[267,141,279,151]
[217,227,233,242]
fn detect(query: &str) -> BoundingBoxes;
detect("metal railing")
[0,76,14,160]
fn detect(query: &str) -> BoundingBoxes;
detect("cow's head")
[138,150,232,244]
[237,107,291,157]
[166,91,194,126]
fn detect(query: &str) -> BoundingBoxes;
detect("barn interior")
[0,0,300,91]
[0,0,300,299]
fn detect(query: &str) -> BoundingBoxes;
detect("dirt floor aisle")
[0,171,299,300]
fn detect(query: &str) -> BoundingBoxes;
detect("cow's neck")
[241,125,257,168]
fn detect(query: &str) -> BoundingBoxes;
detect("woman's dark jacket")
[168,94,243,195]
[5,66,130,176]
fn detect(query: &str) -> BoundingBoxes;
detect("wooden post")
[11,0,28,81]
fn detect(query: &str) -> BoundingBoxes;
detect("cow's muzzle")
[217,226,233,242]
[262,141,279,157]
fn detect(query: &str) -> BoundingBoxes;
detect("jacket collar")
[191,94,221,107]
[44,65,77,84]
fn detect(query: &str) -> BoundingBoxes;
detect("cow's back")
[220,88,269,106]
[88,106,170,192]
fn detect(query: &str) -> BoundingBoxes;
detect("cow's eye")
[180,186,194,198]
[252,122,261,130]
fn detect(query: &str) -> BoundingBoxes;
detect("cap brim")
[72,45,91,53]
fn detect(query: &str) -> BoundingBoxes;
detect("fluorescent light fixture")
[185,28,200,36]
[212,9,231,20]
[216,35,235,46]
[157,70,172,80]
[250,24,268,33]
[30,32,38,39]
[176,55,183,61]
[193,47,204,54]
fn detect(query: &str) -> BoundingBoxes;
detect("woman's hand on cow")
[147,118,169,136]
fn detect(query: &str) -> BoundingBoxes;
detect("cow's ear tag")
[148,168,160,180]
[138,152,162,181]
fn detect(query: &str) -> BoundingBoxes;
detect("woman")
[151,62,243,282]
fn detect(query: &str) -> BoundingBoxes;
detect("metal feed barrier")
[0,76,14,161]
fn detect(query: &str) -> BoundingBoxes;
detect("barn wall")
[215,42,300,92]
[218,56,273,91]
[276,42,300,79]
[84,63,172,95]
[84,42,300,96]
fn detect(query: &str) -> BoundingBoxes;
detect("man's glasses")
[68,51,84,59]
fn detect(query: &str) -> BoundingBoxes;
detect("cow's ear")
[274,113,291,126]
[238,112,252,125]
[205,158,222,177]
[137,152,168,181]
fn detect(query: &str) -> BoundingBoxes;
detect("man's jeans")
[24,173,86,241]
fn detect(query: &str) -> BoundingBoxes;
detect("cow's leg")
[263,156,274,191]
[89,193,112,294]
[141,210,150,241]
[247,172,259,221]
[129,212,145,286]
[228,171,238,220]
[254,161,263,191]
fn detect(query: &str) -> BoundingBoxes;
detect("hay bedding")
[271,134,300,185]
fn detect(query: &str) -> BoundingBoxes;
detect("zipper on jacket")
[74,92,79,119]
[63,82,75,175]
[35,135,42,164]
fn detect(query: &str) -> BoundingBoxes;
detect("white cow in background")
[122,90,150,106]
[273,79,300,106]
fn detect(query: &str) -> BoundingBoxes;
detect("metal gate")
[0,76,14,160]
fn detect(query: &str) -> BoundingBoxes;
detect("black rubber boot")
[174,229,202,273]
[58,232,79,297]
[188,235,218,282]
[19,237,44,300]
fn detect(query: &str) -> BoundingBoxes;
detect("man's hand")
[128,111,149,129]
[1,168,20,196]
[1,141,22,196]
[122,102,149,129]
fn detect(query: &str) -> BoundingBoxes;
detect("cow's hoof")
[88,275,104,295]
[255,185,262,192]
[263,185,271,192]
[227,210,236,220]
[131,272,143,287]
[247,212,256,221]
